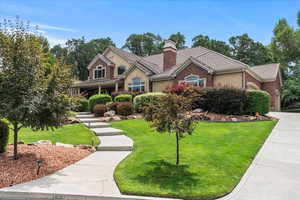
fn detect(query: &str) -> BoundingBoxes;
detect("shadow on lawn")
[134,160,199,191]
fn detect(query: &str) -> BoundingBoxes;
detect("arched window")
[117,65,126,75]
[94,65,105,79]
[182,75,205,87]
[128,77,145,92]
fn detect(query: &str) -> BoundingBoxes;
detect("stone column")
[98,85,101,94]
[115,82,119,92]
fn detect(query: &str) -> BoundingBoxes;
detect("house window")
[182,75,205,87]
[128,77,145,92]
[94,65,105,79]
[117,65,126,75]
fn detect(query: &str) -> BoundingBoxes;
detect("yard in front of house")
[112,119,277,200]
[8,123,100,146]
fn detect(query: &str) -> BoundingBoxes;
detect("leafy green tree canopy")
[169,32,187,49]
[0,18,73,159]
[192,34,232,57]
[229,33,273,66]
[123,32,163,56]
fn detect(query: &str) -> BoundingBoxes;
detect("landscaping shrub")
[133,92,166,112]
[88,94,112,112]
[111,91,144,99]
[117,102,134,116]
[245,90,270,115]
[0,120,9,153]
[115,94,133,102]
[198,87,247,115]
[106,102,119,111]
[93,104,107,117]
[70,95,89,112]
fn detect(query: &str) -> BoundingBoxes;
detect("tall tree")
[169,32,187,49]
[229,34,273,66]
[50,44,67,58]
[270,12,300,108]
[123,33,163,56]
[192,34,232,57]
[0,18,73,159]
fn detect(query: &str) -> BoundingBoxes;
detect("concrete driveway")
[218,112,300,200]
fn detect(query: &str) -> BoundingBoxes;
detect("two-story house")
[72,40,282,111]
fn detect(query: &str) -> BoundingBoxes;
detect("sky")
[0,0,299,47]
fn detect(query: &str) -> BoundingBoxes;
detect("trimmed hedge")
[78,98,89,112]
[245,90,270,115]
[117,102,134,116]
[193,87,270,115]
[198,87,247,115]
[0,120,9,153]
[115,94,133,102]
[88,94,112,112]
[93,104,107,117]
[133,92,166,112]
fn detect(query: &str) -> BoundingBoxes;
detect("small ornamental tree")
[0,18,73,159]
[151,94,194,165]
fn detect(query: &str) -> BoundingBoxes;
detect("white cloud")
[36,24,77,33]
[46,34,67,47]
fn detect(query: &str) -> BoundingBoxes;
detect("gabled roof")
[151,56,215,81]
[251,63,280,81]
[103,46,141,64]
[87,54,114,69]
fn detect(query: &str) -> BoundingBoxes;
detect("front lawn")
[8,124,99,146]
[112,119,277,200]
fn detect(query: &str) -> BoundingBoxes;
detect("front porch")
[71,79,124,97]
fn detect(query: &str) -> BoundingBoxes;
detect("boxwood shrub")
[0,120,9,153]
[245,90,270,115]
[88,94,112,112]
[115,94,133,102]
[133,92,166,112]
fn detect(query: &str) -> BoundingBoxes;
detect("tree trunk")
[176,131,179,165]
[13,125,19,160]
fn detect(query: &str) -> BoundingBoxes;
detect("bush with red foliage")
[117,102,134,116]
[93,104,107,117]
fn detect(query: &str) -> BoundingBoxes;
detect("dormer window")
[181,75,206,87]
[94,65,105,79]
[117,65,126,75]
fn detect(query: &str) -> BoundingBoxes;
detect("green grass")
[112,119,277,200]
[8,124,100,146]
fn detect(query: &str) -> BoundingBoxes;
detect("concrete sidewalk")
[218,112,300,200]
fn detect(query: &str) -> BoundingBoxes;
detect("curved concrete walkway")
[1,112,299,200]
[218,112,300,200]
[0,113,173,200]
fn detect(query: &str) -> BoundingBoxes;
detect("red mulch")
[0,144,93,188]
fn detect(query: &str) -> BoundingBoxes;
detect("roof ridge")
[251,63,280,68]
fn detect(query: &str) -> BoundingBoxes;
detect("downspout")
[242,69,246,89]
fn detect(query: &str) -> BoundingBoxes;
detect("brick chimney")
[163,40,177,71]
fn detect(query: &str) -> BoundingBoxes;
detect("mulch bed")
[190,111,277,122]
[0,144,93,188]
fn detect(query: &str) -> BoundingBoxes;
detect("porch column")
[77,88,80,95]
[98,85,102,94]
[115,82,119,92]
